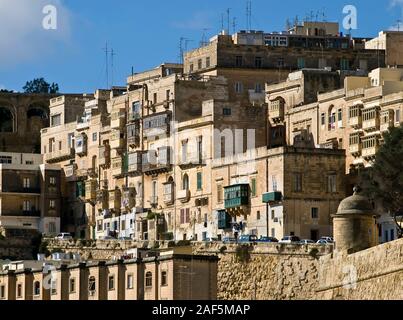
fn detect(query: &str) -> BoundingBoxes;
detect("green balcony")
[224,184,250,216]
[217,210,232,230]
[262,192,283,204]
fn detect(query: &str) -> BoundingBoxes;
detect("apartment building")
[0,251,218,301]
[266,67,403,242]
[0,152,61,235]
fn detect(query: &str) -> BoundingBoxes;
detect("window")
[277,58,284,68]
[206,57,211,68]
[180,209,190,224]
[166,90,171,101]
[223,107,232,116]
[181,140,188,163]
[0,156,12,164]
[161,271,168,286]
[311,208,319,219]
[182,174,189,191]
[190,64,194,72]
[198,59,202,69]
[271,210,275,220]
[50,200,56,209]
[88,276,96,294]
[23,200,31,212]
[92,132,97,142]
[293,173,302,192]
[50,177,56,185]
[145,272,152,287]
[17,284,22,298]
[235,82,243,94]
[217,185,223,203]
[235,56,243,67]
[257,211,261,220]
[108,275,115,291]
[340,58,349,71]
[255,83,263,93]
[251,178,257,197]
[272,176,278,192]
[69,278,76,293]
[255,56,262,68]
[327,175,337,193]
[0,285,5,299]
[51,279,57,295]
[33,281,40,296]
[127,274,134,289]
[329,111,336,131]
[152,180,157,200]
[338,109,343,122]
[153,93,158,104]
[297,57,305,69]
[396,109,401,123]
[51,114,61,127]
[23,178,30,188]
[197,172,202,190]
[197,136,203,163]
[321,113,326,126]
[48,222,56,234]
[59,141,62,150]
[68,133,75,148]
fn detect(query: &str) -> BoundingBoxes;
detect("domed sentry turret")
[332,186,378,254]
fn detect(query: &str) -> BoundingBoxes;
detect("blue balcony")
[262,192,283,204]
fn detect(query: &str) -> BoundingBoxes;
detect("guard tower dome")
[332,186,378,254]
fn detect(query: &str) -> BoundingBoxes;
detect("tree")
[0,89,13,93]
[23,78,59,94]
[360,126,403,238]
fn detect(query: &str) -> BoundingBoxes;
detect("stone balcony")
[177,189,191,203]
[111,109,126,129]
[45,148,75,164]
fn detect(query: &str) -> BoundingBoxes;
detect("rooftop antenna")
[200,28,210,47]
[221,13,224,32]
[226,8,231,34]
[102,42,110,88]
[232,17,237,34]
[111,48,116,87]
[397,19,402,31]
[246,0,252,31]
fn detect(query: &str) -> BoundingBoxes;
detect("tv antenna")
[111,48,116,87]
[179,37,193,64]
[233,17,237,34]
[200,28,210,47]
[397,19,402,31]
[246,0,252,31]
[102,42,110,88]
[226,8,231,34]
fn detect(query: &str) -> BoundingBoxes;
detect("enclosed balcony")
[85,180,97,203]
[218,210,232,230]
[127,123,140,148]
[163,182,174,205]
[362,135,381,160]
[262,192,282,204]
[348,105,363,129]
[128,111,141,123]
[349,133,362,157]
[380,109,394,133]
[75,135,87,156]
[45,148,75,164]
[143,111,171,140]
[177,189,191,203]
[110,130,124,150]
[109,188,122,212]
[224,184,250,217]
[96,189,109,210]
[127,152,143,176]
[64,163,78,181]
[142,147,172,175]
[122,187,136,210]
[362,106,380,132]
[111,109,126,129]
[98,144,111,168]
[269,98,285,123]
[111,156,127,178]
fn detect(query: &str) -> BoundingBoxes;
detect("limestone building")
[0,152,61,236]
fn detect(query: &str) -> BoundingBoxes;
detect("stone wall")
[0,238,38,260]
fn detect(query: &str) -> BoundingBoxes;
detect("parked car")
[238,235,259,243]
[257,236,279,243]
[204,237,219,243]
[320,236,334,243]
[300,239,315,245]
[222,237,237,244]
[279,236,301,244]
[55,233,73,240]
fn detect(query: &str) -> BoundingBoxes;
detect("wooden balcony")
[142,147,172,175]
[45,148,75,164]
[380,110,394,133]
[64,163,78,181]
[349,115,362,129]
[127,152,143,176]
[362,118,380,132]
[143,111,171,140]
[177,189,191,203]
[362,145,380,160]
[122,187,136,210]
[224,184,250,217]
[109,188,122,212]
[110,130,124,150]
[98,145,111,168]
[96,189,109,210]
[349,143,362,156]
[111,157,126,178]
[85,180,97,203]
[111,109,126,129]
[163,182,174,205]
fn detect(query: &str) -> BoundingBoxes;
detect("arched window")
[328,105,336,131]
[0,107,14,132]
[182,174,189,190]
[161,271,168,286]
[33,281,40,296]
[145,272,152,287]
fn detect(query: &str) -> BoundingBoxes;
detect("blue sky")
[0,0,402,93]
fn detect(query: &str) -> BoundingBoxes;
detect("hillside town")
[0,20,402,301]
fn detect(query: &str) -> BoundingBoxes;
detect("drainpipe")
[266,157,269,237]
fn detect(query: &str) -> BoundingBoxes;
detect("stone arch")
[27,103,49,132]
[0,105,15,133]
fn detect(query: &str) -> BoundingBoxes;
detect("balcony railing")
[177,189,190,203]
[45,148,75,164]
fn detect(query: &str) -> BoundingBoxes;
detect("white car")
[55,233,73,240]
[300,239,315,245]
[279,236,301,244]
[320,237,334,243]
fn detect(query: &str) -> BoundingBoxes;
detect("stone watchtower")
[332,187,378,254]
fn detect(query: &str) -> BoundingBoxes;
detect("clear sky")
[0,0,402,93]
